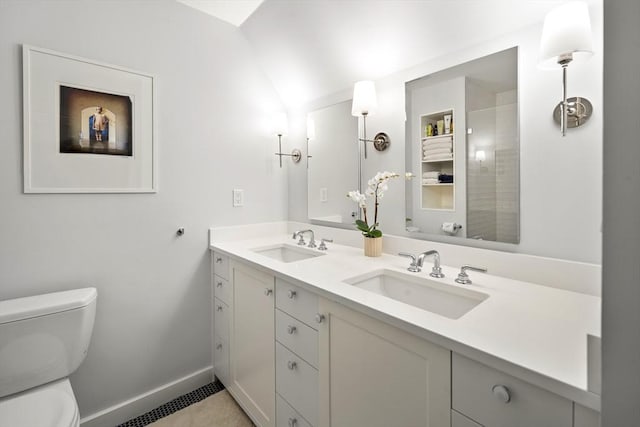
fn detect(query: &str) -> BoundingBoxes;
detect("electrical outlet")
[233,189,244,207]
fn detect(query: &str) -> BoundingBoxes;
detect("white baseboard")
[80,366,213,427]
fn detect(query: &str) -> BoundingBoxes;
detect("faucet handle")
[455,265,487,285]
[318,238,333,251]
[398,252,421,272]
[296,235,306,246]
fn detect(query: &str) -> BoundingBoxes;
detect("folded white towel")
[422,139,453,148]
[422,178,439,185]
[423,147,452,156]
[422,171,440,178]
[423,153,453,161]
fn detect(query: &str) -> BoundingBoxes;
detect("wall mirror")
[405,47,519,244]
[307,100,358,224]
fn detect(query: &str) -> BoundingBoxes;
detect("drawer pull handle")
[287,290,297,299]
[265,288,273,296]
[215,257,223,263]
[216,281,223,288]
[216,343,223,350]
[216,305,223,312]
[315,313,325,323]
[288,418,298,427]
[492,384,511,403]
[287,361,297,370]
[287,325,297,334]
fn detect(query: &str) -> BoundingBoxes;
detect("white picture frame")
[23,45,157,193]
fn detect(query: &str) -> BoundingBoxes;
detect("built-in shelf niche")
[420,110,454,210]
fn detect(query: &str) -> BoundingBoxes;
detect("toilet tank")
[0,288,97,398]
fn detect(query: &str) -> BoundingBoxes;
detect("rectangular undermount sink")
[344,269,488,319]
[252,243,325,263]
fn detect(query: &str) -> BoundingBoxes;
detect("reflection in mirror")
[307,100,358,224]
[405,47,519,244]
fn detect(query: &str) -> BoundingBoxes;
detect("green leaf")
[355,219,368,229]
[369,229,382,238]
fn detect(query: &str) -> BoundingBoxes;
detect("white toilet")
[0,288,97,427]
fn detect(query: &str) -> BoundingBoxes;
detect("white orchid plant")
[347,171,410,238]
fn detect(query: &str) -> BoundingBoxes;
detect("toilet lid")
[0,383,78,427]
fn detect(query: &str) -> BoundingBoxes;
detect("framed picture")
[23,45,156,193]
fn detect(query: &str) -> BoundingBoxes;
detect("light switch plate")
[233,189,244,207]
[320,187,328,202]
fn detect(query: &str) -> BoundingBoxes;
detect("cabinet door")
[228,261,275,427]
[318,298,451,427]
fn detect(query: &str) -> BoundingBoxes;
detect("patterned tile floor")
[117,380,225,427]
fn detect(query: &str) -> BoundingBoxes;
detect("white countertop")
[210,232,601,410]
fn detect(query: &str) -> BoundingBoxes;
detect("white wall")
[0,0,287,422]
[289,2,603,265]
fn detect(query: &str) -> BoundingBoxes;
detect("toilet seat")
[0,378,79,427]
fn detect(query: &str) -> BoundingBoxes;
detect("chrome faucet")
[455,265,487,285]
[292,229,316,248]
[417,250,445,278]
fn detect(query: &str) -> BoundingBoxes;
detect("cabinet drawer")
[213,297,229,342]
[276,343,318,426]
[451,410,482,427]
[277,394,313,427]
[212,251,229,281]
[213,275,232,305]
[276,309,318,368]
[452,353,573,427]
[276,279,319,329]
[213,334,230,386]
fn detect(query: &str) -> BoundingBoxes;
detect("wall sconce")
[351,80,390,159]
[475,150,486,165]
[306,116,315,168]
[272,112,301,168]
[539,1,594,136]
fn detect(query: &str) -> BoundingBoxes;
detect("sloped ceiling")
[240,0,603,108]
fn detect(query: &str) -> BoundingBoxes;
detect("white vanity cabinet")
[452,353,574,427]
[275,279,320,427]
[317,297,451,427]
[228,260,276,427]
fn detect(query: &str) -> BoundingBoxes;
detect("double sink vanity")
[210,222,601,427]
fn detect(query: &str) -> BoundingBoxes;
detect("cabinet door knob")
[264,288,273,296]
[216,305,223,312]
[287,325,297,335]
[216,343,223,350]
[315,313,325,323]
[287,290,297,299]
[216,281,223,288]
[287,360,297,370]
[288,418,298,427]
[492,384,511,403]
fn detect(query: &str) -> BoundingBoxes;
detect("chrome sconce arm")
[274,133,301,168]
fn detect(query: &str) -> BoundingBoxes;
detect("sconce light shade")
[475,150,486,162]
[272,112,288,136]
[306,116,316,140]
[351,80,377,116]
[539,1,593,68]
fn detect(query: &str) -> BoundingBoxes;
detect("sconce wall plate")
[373,132,390,152]
[291,149,302,163]
[552,96,593,129]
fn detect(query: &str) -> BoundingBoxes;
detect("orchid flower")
[346,171,401,238]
